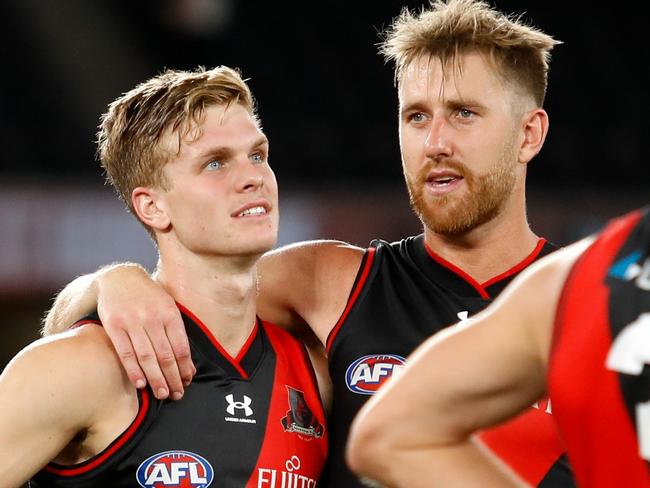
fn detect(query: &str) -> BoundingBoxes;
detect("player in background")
[348,207,650,488]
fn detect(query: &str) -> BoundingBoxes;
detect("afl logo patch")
[136,450,214,487]
[345,354,406,395]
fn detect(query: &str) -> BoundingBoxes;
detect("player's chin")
[242,233,278,256]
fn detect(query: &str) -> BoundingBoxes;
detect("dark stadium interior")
[2,0,648,370]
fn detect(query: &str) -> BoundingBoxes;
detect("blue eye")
[457,108,475,118]
[206,160,222,170]
[251,153,265,164]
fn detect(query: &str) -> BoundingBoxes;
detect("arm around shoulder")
[42,261,193,401]
[257,240,365,344]
[42,262,149,336]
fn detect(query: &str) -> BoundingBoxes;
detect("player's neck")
[423,209,539,284]
[154,251,260,358]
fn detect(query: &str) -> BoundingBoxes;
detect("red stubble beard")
[404,140,519,236]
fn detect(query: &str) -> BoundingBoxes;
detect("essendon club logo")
[281,386,323,438]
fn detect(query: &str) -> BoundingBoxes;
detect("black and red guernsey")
[30,304,328,488]
[550,207,650,487]
[323,234,575,487]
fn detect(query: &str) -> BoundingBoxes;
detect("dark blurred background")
[2,0,648,371]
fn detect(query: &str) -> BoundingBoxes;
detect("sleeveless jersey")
[31,304,328,488]
[549,207,650,487]
[323,235,574,487]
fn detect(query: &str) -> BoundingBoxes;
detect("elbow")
[346,406,397,483]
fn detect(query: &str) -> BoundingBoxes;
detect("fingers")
[103,308,196,401]
[94,266,195,401]
[110,328,147,390]
[164,311,196,387]
[126,326,171,400]
[144,320,185,401]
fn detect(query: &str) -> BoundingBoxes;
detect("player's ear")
[132,186,170,230]
[518,107,549,165]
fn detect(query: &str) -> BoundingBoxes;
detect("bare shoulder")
[22,324,124,374]
[0,324,137,482]
[261,239,365,273]
[257,240,367,341]
[3,324,130,417]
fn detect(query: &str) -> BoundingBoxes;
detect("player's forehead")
[162,103,267,159]
[398,52,507,106]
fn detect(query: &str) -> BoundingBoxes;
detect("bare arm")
[0,326,130,487]
[43,262,150,336]
[256,240,364,344]
[41,241,363,400]
[346,239,592,487]
[42,262,194,400]
[42,271,98,336]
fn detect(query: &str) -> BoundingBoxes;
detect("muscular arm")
[42,262,190,399]
[42,273,98,336]
[346,239,593,487]
[42,241,364,399]
[42,263,149,336]
[0,326,133,487]
[256,240,364,343]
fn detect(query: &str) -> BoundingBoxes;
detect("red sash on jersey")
[549,209,650,487]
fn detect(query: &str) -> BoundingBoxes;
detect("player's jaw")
[405,155,517,236]
[228,196,279,252]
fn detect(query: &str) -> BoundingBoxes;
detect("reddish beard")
[405,149,518,236]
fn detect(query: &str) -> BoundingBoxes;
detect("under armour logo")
[225,394,254,417]
[455,310,475,329]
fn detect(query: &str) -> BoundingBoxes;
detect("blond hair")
[380,0,560,106]
[97,66,256,233]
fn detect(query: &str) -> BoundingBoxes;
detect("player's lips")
[424,169,464,195]
[232,200,271,218]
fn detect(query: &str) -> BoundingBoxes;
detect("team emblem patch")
[136,450,214,487]
[345,354,406,395]
[281,386,324,438]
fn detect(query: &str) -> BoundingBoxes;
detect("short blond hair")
[97,66,256,232]
[380,0,560,106]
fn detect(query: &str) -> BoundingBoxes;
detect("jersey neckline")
[177,302,263,380]
[417,235,552,299]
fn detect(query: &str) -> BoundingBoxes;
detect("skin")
[138,103,279,360]
[345,238,593,487]
[0,102,297,486]
[43,51,550,405]
[0,325,137,487]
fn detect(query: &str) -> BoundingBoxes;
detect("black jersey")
[322,234,574,487]
[550,207,650,487]
[31,304,328,488]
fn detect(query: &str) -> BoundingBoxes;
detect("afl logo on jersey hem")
[136,450,214,487]
[346,354,406,395]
